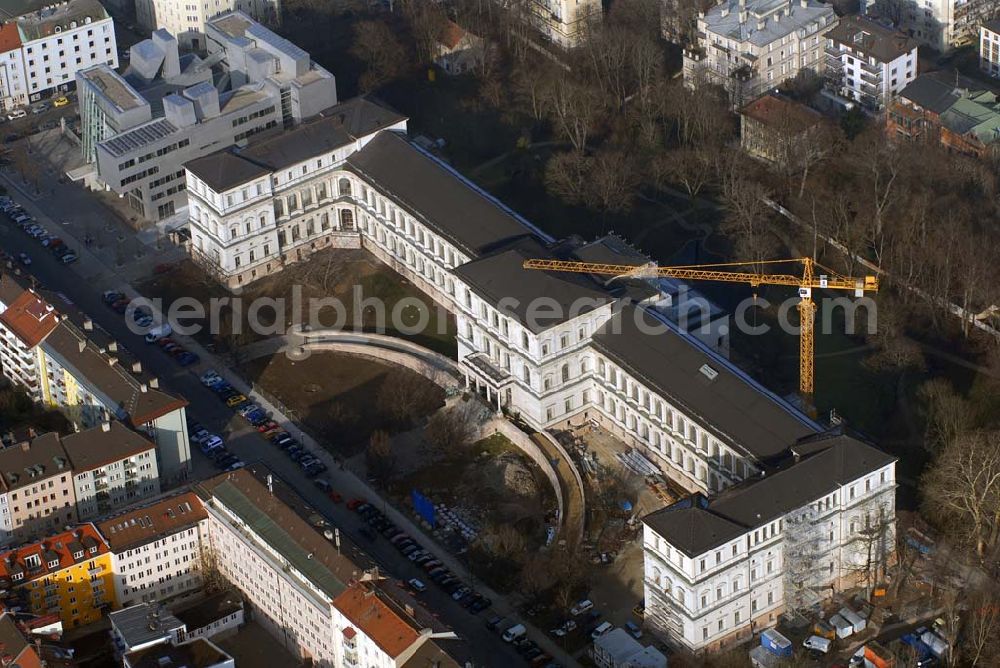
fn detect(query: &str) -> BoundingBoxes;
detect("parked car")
[17,252,30,265]
[53,96,70,108]
[408,578,426,592]
[7,109,26,120]
[570,599,594,616]
[624,621,642,639]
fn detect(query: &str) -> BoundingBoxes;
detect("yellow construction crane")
[522,257,879,406]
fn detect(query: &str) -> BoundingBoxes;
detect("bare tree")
[544,150,591,205]
[351,20,408,92]
[720,163,779,271]
[585,148,641,216]
[922,429,1000,560]
[376,369,440,425]
[918,379,973,454]
[366,429,395,481]
[963,583,1000,666]
[543,77,602,153]
[398,0,448,63]
[423,402,477,454]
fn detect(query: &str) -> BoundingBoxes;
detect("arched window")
[561,364,570,383]
[340,209,355,230]
[338,177,352,196]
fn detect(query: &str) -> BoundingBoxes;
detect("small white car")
[803,635,832,654]
[408,578,426,592]
[570,599,593,616]
[7,109,26,120]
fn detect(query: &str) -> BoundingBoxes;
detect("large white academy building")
[183,98,898,651]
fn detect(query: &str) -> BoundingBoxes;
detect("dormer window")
[47,559,59,569]
[88,546,98,555]
[73,550,84,560]
[11,572,22,581]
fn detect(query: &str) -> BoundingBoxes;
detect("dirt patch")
[244,351,445,456]
[138,248,456,357]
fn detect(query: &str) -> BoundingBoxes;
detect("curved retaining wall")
[240,330,581,541]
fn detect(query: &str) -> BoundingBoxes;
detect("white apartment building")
[867,0,989,51]
[136,0,282,51]
[642,434,896,653]
[522,0,602,47]
[980,20,1000,77]
[825,16,918,112]
[98,493,208,608]
[683,0,837,106]
[197,469,437,667]
[0,24,29,111]
[16,0,117,101]
[0,274,192,485]
[62,421,161,520]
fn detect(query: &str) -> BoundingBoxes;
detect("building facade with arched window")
[184,102,898,655]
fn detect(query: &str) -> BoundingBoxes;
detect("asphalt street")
[0,210,539,666]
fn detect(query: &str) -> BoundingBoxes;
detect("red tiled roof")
[0,24,21,54]
[334,583,422,659]
[438,20,465,50]
[741,93,824,132]
[0,290,58,348]
[0,524,109,585]
[97,493,207,552]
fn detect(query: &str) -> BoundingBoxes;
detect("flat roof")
[125,638,230,668]
[174,592,243,632]
[109,602,184,650]
[79,66,147,112]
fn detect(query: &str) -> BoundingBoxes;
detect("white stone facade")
[643,447,895,653]
[136,0,282,51]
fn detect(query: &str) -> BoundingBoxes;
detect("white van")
[144,323,172,343]
[570,599,594,616]
[502,624,526,642]
[590,622,613,640]
[803,635,832,654]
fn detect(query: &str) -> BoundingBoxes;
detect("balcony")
[88,565,103,577]
[860,68,882,85]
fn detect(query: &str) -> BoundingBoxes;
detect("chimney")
[107,356,118,366]
[131,361,142,373]
[139,383,148,393]
[83,318,93,331]
[78,340,86,353]
[149,378,159,389]
[101,422,111,432]
[108,341,118,352]
[20,443,29,452]
[800,0,807,7]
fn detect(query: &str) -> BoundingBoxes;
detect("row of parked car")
[1,196,78,264]
[101,292,199,366]
[484,616,557,666]
[351,501,503,608]
[198,369,330,479]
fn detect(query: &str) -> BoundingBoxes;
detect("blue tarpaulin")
[411,489,436,527]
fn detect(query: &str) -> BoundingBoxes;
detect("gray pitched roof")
[451,237,612,333]
[184,97,407,193]
[825,16,917,64]
[186,150,271,192]
[899,74,962,114]
[644,434,896,557]
[593,304,817,460]
[346,131,535,257]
